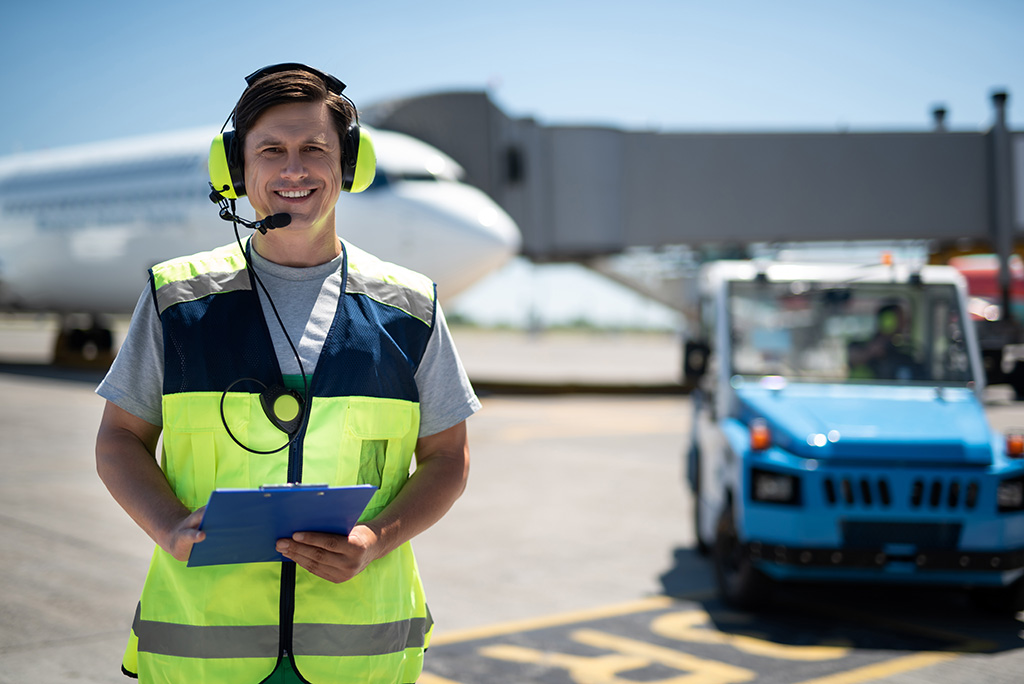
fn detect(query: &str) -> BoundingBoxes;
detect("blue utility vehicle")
[684,260,1024,612]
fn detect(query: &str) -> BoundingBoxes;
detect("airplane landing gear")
[53,315,116,367]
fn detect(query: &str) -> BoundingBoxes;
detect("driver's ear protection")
[208,63,377,201]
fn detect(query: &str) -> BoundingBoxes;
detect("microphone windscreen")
[270,213,292,228]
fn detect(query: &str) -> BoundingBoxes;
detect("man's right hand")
[162,507,207,562]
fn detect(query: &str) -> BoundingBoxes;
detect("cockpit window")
[362,170,445,192]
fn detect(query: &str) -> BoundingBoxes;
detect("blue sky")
[2,0,1021,328]
[2,0,1021,155]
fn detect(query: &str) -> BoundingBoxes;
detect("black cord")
[218,200,312,455]
[219,377,292,455]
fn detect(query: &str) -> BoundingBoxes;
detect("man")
[848,301,919,380]
[95,64,479,684]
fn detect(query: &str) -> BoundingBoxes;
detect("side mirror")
[683,340,711,388]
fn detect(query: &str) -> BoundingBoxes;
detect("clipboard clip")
[259,483,329,490]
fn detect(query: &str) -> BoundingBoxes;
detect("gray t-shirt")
[96,245,480,438]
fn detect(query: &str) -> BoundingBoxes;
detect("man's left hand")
[276,525,381,583]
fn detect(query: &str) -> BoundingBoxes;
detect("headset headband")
[244,63,347,96]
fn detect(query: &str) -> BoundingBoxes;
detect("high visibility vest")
[122,238,437,684]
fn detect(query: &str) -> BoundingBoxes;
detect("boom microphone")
[217,205,292,234]
[255,213,292,232]
[209,184,291,234]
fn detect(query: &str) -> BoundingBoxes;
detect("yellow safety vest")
[122,239,437,683]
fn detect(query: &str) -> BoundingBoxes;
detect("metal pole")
[988,91,1015,325]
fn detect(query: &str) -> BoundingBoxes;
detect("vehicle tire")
[713,504,772,610]
[686,445,709,556]
[1007,361,1024,401]
[969,576,1024,616]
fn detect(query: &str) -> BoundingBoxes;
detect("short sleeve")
[414,304,481,437]
[95,283,165,426]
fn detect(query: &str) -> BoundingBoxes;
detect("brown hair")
[230,68,355,165]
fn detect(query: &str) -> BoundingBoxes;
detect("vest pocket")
[162,393,282,507]
[357,439,388,489]
[339,399,419,520]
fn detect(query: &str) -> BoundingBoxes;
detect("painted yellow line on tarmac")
[419,673,464,684]
[429,595,679,646]
[423,593,1000,684]
[791,651,958,684]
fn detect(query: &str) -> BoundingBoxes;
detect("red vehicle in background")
[949,254,1024,399]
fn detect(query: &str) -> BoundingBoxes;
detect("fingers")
[167,508,207,562]
[276,531,373,584]
[277,539,353,583]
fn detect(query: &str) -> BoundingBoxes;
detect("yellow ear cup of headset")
[345,126,376,193]
[208,131,245,200]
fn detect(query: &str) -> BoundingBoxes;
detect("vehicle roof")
[701,259,966,287]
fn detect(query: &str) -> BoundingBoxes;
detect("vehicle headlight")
[751,468,802,506]
[997,477,1024,512]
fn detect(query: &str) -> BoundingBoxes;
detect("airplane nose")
[402,182,521,298]
[342,181,521,300]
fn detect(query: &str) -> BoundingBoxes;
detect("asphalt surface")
[1,319,1022,684]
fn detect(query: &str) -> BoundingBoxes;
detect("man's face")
[243,100,343,234]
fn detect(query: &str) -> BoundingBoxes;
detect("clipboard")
[187,484,378,567]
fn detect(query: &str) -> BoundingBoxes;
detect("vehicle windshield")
[728,280,974,385]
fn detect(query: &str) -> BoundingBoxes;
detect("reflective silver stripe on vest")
[154,269,252,314]
[345,269,435,327]
[133,603,431,659]
[293,616,433,656]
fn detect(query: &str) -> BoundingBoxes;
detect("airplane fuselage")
[0,126,520,316]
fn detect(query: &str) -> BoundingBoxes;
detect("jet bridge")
[364,89,1021,289]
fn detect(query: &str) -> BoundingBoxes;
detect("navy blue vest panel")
[158,279,433,402]
[311,291,432,403]
[161,288,281,395]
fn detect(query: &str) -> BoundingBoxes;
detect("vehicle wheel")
[713,504,771,610]
[688,446,709,556]
[969,576,1024,616]
[1007,362,1024,401]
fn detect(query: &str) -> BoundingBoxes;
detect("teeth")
[277,189,311,198]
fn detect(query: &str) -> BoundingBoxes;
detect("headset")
[208,63,373,454]
[208,62,376,201]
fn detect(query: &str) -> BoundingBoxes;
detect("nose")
[280,150,308,180]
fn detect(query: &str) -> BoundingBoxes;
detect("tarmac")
[1,317,1022,684]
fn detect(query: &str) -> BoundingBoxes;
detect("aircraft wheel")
[53,319,115,367]
[713,504,771,610]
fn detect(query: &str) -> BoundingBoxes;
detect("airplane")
[0,125,521,364]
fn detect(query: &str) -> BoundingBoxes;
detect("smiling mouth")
[276,189,314,199]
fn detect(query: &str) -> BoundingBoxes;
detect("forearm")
[364,442,469,558]
[95,402,199,558]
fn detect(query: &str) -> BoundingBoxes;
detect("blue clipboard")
[187,484,378,567]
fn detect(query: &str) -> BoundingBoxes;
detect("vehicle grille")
[821,475,980,510]
[841,521,962,548]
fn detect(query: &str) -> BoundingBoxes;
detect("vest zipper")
[280,382,309,661]
[279,563,296,660]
